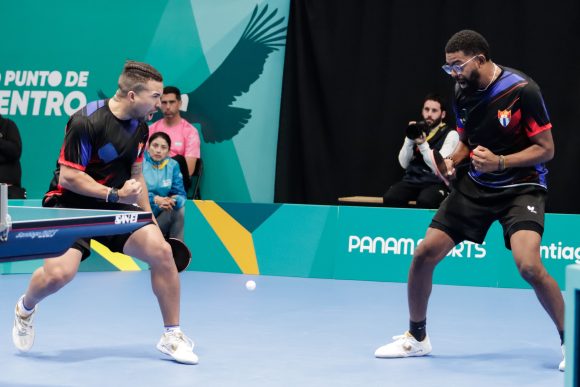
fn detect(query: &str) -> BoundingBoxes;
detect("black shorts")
[430,180,546,250]
[43,195,150,260]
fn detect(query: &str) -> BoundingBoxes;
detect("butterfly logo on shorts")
[498,109,511,127]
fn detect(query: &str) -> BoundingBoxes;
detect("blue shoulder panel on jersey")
[488,70,526,100]
[85,99,106,117]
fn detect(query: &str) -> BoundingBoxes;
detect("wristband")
[106,187,120,203]
[498,155,506,171]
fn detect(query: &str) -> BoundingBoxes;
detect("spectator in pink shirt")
[149,86,200,190]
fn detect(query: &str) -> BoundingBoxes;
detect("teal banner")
[1,0,289,202]
[335,207,516,287]
[185,202,576,289]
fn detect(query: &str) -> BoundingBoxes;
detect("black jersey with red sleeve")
[45,99,149,206]
[453,66,552,190]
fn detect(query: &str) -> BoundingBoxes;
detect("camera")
[405,121,429,140]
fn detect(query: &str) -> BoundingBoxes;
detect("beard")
[456,70,481,93]
[427,117,443,129]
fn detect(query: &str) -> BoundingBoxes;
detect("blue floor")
[0,271,565,387]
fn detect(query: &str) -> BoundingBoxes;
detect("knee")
[45,266,76,289]
[150,241,175,268]
[411,244,440,270]
[518,263,546,284]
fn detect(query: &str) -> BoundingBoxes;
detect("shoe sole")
[375,349,431,358]
[156,343,199,365]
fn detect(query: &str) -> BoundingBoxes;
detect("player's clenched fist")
[119,179,142,203]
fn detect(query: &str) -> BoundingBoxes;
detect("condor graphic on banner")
[97,4,287,144]
[182,5,286,143]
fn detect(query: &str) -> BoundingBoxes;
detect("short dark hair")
[148,131,172,149]
[445,30,490,60]
[117,60,163,97]
[163,86,181,101]
[423,93,446,113]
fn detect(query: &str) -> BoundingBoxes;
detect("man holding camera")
[383,93,459,208]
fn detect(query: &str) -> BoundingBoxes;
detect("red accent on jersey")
[506,109,521,130]
[58,144,86,171]
[526,117,552,137]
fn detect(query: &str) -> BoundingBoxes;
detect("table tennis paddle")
[166,237,191,272]
[429,149,450,187]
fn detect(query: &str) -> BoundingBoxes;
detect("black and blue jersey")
[45,99,149,206]
[454,66,552,190]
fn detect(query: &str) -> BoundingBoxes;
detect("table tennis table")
[0,185,152,262]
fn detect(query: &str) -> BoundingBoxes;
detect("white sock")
[18,296,34,317]
[164,325,181,334]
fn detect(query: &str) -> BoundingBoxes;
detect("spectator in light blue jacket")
[143,131,187,240]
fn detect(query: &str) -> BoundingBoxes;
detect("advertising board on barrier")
[2,201,577,290]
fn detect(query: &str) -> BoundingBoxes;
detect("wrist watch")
[107,188,120,203]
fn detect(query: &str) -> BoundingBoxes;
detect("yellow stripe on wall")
[90,240,142,271]
[194,201,259,274]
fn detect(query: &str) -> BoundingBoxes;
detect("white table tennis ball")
[245,280,256,291]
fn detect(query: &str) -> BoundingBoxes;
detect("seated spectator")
[0,114,26,199]
[143,132,187,240]
[383,93,458,209]
[149,86,200,191]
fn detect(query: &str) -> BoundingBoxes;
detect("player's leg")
[13,247,82,352]
[511,230,564,332]
[24,248,83,307]
[408,227,456,322]
[500,189,565,370]
[510,229,565,370]
[123,223,198,364]
[375,227,455,358]
[123,223,179,325]
[376,186,492,358]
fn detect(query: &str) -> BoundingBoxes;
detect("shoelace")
[391,332,413,341]
[391,332,417,351]
[166,332,193,350]
[16,309,34,333]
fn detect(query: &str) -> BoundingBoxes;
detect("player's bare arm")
[472,130,554,173]
[59,164,143,204]
[59,165,112,200]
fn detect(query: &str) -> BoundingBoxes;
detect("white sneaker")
[12,296,36,352]
[559,344,565,372]
[156,331,198,365]
[375,331,432,358]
